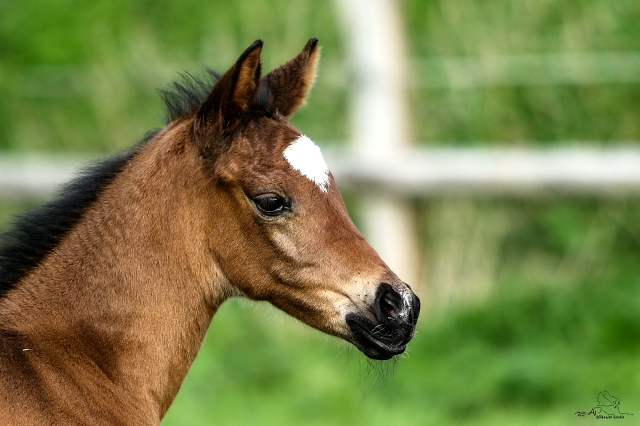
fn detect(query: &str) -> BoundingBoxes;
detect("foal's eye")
[253,194,290,216]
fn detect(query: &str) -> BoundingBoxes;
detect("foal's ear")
[258,38,320,117]
[194,40,263,153]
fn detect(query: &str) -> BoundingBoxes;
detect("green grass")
[0,198,41,228]
[2,0,640,424]
[159,279,639,426]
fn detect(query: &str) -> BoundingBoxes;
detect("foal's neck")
[1,125,228,419]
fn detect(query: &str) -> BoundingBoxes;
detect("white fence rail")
[2,146,640,198]
[327,146,640,197]
[0,155,91,197]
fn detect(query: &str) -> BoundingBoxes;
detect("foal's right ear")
[257,38,320,117]
[194,40,263,156]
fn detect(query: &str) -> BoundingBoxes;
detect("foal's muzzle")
[346,283,420,360]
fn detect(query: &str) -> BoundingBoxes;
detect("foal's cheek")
[267,229,303,262]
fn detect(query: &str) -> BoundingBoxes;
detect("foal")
[0,39,419,425]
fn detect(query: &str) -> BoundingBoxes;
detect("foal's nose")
[374,283,420,326]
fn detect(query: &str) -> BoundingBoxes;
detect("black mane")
[158,68,220,123]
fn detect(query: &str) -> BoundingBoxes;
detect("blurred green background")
[1,0,639,424]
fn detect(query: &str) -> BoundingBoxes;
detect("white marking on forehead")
[283,135,330,193]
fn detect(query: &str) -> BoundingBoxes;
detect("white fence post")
[334,0,421,289]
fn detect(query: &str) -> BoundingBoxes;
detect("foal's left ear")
[194,40,263,155]
[257,38,320,117]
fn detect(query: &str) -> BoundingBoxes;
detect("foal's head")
[183,39,419,360]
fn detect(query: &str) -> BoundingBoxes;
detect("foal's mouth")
[345,315,412,360]
[344,283,420,360]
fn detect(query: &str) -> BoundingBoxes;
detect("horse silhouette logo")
[575,390,633,419]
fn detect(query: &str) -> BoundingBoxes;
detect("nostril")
[380,295,398,320]
[375,283,404,323]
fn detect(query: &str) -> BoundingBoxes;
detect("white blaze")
[283,135,330,193]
